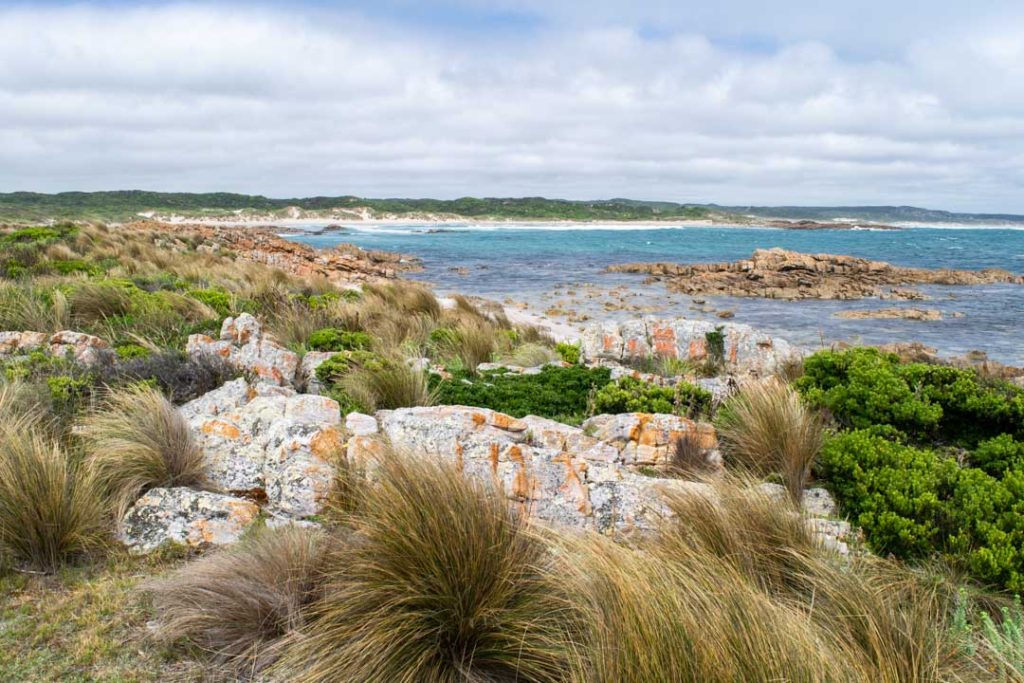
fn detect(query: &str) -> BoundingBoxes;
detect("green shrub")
[797,348,1024,446]
[819,428,1024,591]
[307,328,373,352]
[186,287,233,316]
[556,342,581,365]
[114,344,151,361]
[431,365,612,425]
[593,376,712,419]
[971,434,1024,477]
[49,258,100,276]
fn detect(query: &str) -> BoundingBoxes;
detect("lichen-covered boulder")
[0,330,48,355]
[365,406,708,533]
[581,317,800,375]
[187,313,300,386]
[581,412,719,466]
[180,380,342,519]
[118,487,260,553]
[48,330,115,366]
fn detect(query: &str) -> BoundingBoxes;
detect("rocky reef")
[609,247,1024,300]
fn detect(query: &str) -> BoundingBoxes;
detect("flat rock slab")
[119,487,260,554]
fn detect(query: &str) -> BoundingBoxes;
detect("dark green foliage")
[971,434,1024,477]
[114,344,151,361]
[0,224,78,247]
[819,428,1024,591]
[0,223,81,277]
[49,259,101,276]
[0,191,718,223]
[431,365,612,424]
[797,348,1024,446]
[555,342,581,365]
[307,329,372,352]
[818,428,959,558]
[704,327,726,366]
[592,377,713,419]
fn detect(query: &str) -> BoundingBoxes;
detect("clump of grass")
[80,384,207,517]
[69,280,134,326]
[666,432,716,477]
[149,525,333,675]
[714,378,825,502]
[503,342,558,368]
[274,453,581,683]
[0,282,69,331]
[0,412,108,573]
[339,359,436,412]
[432,323,497,372]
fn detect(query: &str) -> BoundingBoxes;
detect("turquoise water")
[289,224,1024,364]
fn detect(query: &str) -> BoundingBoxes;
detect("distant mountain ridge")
[1,191,1022,225]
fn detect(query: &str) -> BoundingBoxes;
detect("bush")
[114,343,151,361]
[592,376,712,419]
[150,525,332,674]
[715,379,825,502]
[80,385,207,517]
[273,453,579,682]
[819,428,958,558]
[555,342,581,365]
[186,287,233,316]
[0,419,108,572]
[971,433,1024,477]
[113,351,239,404]
[431,365,612,425]
[797,348,1024,446]
[307,328,373,352]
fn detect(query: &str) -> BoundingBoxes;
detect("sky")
[2,1,1024,211]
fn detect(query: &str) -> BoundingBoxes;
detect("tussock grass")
[503,342,558,368]
[149,525,332,675]
[649,478,962,682]
[0,410,108,573]
[275,453,582,683]
[80,384,207,517]
[715,378,825,502]
[0,282,70,331]
[69,281,134,325]
[339,359,436,412]
[667,432,716,477]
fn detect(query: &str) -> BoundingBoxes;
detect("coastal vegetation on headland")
[6,190,1024,227]
[1,219,1023,681]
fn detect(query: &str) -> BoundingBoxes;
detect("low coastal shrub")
[592,376,713,419]
[274,453,579,683]
[555,342,581,365]
[431,365,612,424]
[715,379,825,502]
[185,287,233,316]
[80,385,207,517]
[797,347,1024,446]
[113,351,240,404]
[307,328,372,352]
[819,428,1024,591]
[150,525,333,674]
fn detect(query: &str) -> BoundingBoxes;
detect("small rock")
[119,487,260,554]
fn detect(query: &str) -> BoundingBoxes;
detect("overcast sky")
[3,1,1024,211]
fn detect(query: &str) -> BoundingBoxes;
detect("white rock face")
[370,406,718,533]
[0,329,114,366]
[118,487,260,553]
[180,378,342,519]
[581,317,801,376]
[0,330,48,355]
[582,412,720,467]
[186,313,300,386]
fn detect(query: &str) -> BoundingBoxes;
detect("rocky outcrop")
[581,413,720,467]
[581,317,799,376]
[179,378,342,519]
[0,329,114,366]
[609,247,1024,300]
[187,313,300,386]
[834,308,955,321]
[358,405,721,533]
[118,487,260,553]
[298,351,339,394]
[126,221,418,284]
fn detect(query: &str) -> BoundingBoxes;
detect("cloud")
[1,2,1024,211]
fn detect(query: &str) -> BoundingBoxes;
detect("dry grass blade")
[274,452,582,683]
[0,421,108,573]
[714,378,825,502]
[149,525,333,675]
[80,384,207,517]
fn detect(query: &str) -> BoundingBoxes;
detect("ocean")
[288,224,1024,365]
